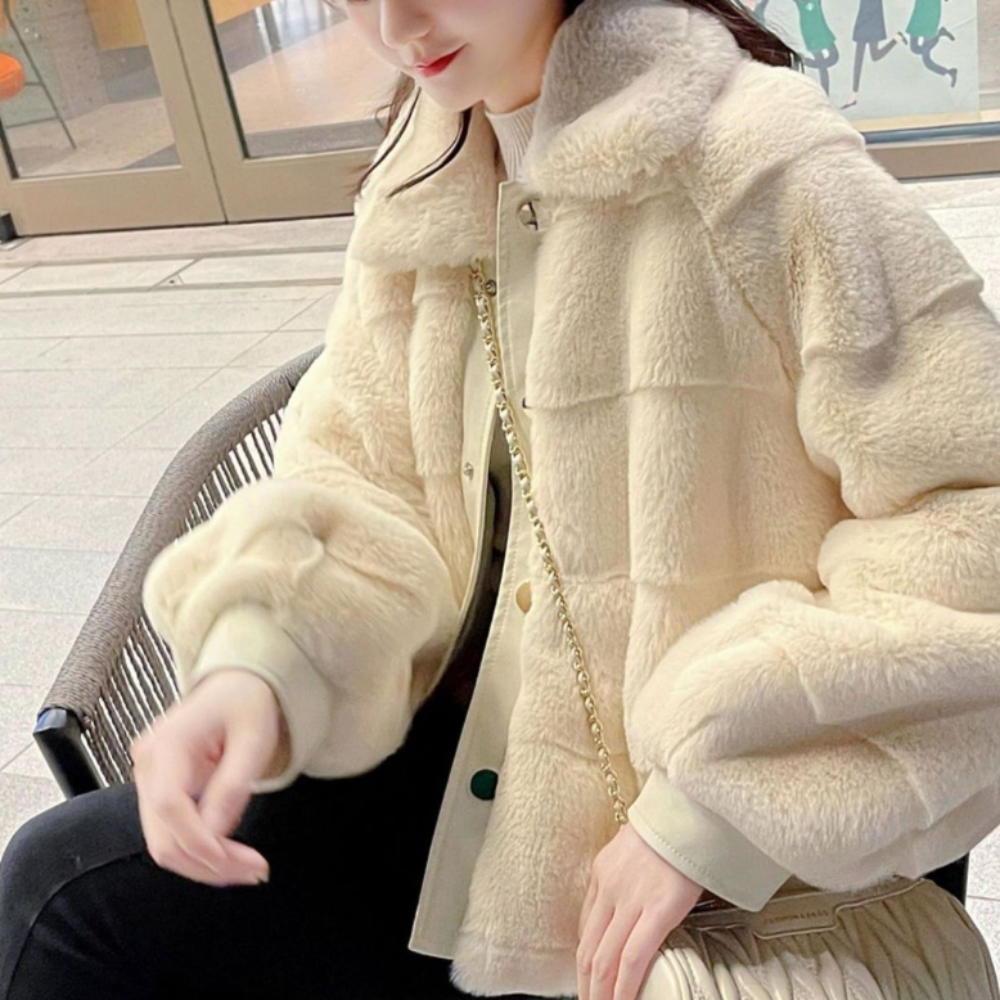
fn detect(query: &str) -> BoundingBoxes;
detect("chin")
[417,85,480,115]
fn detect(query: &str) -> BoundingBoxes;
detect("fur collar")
[348,0,748,272]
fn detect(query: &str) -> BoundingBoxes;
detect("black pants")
[0,636,534,998]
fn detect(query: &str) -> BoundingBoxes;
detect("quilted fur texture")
[142,0,1000,994]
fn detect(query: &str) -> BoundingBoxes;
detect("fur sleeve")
[625,64,1000,892]
[142,249,461,790]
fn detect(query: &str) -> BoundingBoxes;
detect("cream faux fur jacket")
[142,0,1000,994]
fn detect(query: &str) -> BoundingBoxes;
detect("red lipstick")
[414,46,464,77]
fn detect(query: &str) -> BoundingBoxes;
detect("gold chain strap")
[470,257,630,827]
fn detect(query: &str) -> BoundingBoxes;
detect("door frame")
[0,0,224,235]
[165,0,374,224]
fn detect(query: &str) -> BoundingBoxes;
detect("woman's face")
[334,0,566,114]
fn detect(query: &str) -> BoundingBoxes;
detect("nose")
[379,0,432,55]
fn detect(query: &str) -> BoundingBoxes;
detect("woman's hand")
[577,822,706,1000]
[130,669,287,888]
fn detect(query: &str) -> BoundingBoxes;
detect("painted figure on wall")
[790,0,838,96]
[751,0,961,111]
[903,0,959,88]
[841,0,906,108]
[747,0,839,97]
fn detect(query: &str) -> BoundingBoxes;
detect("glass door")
[0,0,395,236]
[0,0,224,235]
[170,0,396,223]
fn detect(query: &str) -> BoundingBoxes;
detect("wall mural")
[745,0,981,120]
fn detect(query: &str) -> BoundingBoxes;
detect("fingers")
[198,719,277,844]
[132,732,269,888]
[577,891,615,1000]
[580,903,664,1000]
[609,909,671,1000]
[137,780,264,888]
[579,895,683,1000]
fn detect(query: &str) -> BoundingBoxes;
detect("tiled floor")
[2,175,1000,974]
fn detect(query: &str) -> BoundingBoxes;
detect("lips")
[415,47,462,71]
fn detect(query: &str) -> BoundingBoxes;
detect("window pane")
[206,0,395,159]
[0,0,180,179]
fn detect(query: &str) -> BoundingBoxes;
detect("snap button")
[470,768,498,800]
[517,199,539,230]
[463,462,474,479]
[515,579,531,613]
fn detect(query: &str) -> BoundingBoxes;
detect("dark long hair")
[346,1,802,202]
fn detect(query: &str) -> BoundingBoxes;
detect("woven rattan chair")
[28,340,971,905]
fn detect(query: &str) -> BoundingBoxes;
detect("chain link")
[470,257,630,827]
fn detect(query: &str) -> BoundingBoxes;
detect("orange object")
[0,52,25,102]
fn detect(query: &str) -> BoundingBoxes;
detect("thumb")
[199,723,275,838]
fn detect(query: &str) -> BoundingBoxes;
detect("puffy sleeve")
[624,64,1000,907]
[142,242,462,795]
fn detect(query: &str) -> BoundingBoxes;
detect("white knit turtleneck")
[484,95,539,182]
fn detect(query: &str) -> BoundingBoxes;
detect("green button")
[470,769,498,800]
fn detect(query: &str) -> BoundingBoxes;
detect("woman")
[4,1,1000,999]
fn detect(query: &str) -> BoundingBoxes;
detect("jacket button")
[463,462,474,479]
[517,199,539,230]
[515,579,531,613]
[470,769,498,800]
